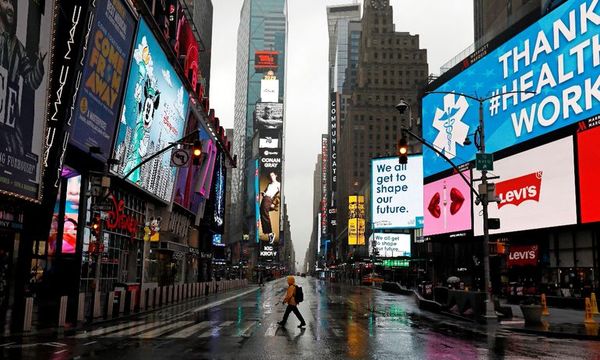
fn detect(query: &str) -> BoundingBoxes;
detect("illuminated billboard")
[473,137,576,236]
[371,156,424,229]
[258,141,282,244]
[348,195,365,245]
[112,19,190,202]
[261,79,279,102]
[369,233,411,258]
[70,0,136,160]
[255,102,284,131]
[424,171,472,237]
[0,0,55,200]
[577,121,600,224]
[255,50,278,71]
[422,0,600,177]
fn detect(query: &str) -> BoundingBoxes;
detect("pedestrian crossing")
[72,318,382,341]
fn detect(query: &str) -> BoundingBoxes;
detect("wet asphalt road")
[2,277,600,359]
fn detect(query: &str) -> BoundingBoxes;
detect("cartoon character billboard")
[0,0,55,200]
[112,19,189,202]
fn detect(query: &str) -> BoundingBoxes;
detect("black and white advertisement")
[0,0,54,200]
[255,102,283,131]
[257,132,282,245]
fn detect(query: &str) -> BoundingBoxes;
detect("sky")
[210,0,474,270]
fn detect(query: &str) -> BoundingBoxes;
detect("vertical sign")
[328,92,338,235]
[348,195,365,245]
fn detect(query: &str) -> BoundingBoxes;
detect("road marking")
[44,342,67,348]
[264,323,278,337]
[167,321,212,338]
[198,321,234,338]
[191,288,260,314]
[83,341,97,346]
[53,349,68,355]
[136,321,194,339]
[331,328,344,337]
[74,320,146,338]
[105,321,168,337]
[237,321,257,337]
[0,342,15,347]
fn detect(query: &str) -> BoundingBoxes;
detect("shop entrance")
[0,231,15,332]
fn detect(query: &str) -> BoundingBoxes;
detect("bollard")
[167,286,172,304]
[591,293,599,315]
[161,286,167,306]
[58,295,68,327]
[149,288,155,309]
[130,290,136,313]
[118,290,126,314]
[585,297,597,324]
[94,291,102,318]
[107,291,115,318]
[23,297,34,332]
[140,288,147,310]
[541,293,550,316]
[77,293,85,323]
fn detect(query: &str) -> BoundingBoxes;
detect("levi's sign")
[507,245,538,267]
[423,0,600,177]
[496,172,542,209]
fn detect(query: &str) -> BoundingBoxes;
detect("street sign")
[170,149,191,168]
[476,153,494,171]
[91,203,113,212]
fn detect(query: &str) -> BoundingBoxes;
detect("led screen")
[424,171,472,236]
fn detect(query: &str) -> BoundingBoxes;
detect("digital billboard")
[258,141,282,244]
[577,121,600,224]
[473,137,576,236]
[175,6,199,90]
[348,195,365,245]
[371,156,424,229]
[70,0,136,160]
[422,0,600,177]
[261,79,279,102]
[369,233,411,258]
[321,136,328,237]
[255,50,278,71]
[255,102,283,131]
[424,171,472,237]
[113,19,190,202]
[0,0,55,200]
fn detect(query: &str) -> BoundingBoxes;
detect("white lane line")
[237,321,258,337]
[264,323,278,337]
[53,349,68,354]
[191,288,260,314]
[105,321,168,337]
[198,321,234,338]
[73,320,146,338]
[166,321,212,338]
[0,342,15,347]
[136,321,194,339]
[83,341,97,346]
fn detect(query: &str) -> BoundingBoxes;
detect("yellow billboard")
[348,195,365,245]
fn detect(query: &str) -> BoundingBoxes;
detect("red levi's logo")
[507,245,538,267]
[496,172,542,209]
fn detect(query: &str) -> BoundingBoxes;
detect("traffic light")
[192,140,202,166]
[91,214,101,239]
[398,137,408,164]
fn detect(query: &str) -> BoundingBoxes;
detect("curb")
[502,325,600,341]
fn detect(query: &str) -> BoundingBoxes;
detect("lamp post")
[396,90,534,322]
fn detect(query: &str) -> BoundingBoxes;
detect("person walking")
[277,275,306,328]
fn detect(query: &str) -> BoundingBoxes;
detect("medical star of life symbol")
[432,93,470,160]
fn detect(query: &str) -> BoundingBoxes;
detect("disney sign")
[104,194,139,237]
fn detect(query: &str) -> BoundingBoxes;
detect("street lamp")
[396,89,534,322]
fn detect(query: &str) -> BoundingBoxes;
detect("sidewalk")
[499,301,600,340]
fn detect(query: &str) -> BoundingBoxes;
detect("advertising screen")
[422,0,600,177]
[255,50,278,71]
[48,173,81,255]
[577,122,600,224]
[507,244,539,267]
[255,102,283,131]
[473,137,576,236]
[348,195,365,245]
[70,0,136,160]
[210,151,226,232]
[258,141,282,244]
[113,19,190,202]
[371,156,424,229]
[0,0,54,200]
[261,79,279,102]
[424,171,472,236]
[369,233,411,258]
[175,7,199,90]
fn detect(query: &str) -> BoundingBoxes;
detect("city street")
[1,278,599,359]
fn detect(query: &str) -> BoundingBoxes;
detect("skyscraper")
[473,0,540,48]
[230,0,287,255]
[336,0,428,260]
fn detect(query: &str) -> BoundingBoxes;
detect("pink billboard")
[424,171,472,237]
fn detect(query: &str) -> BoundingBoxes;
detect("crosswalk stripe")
[331,328,344,337]
[105,321,168,337]
[73,321,146,339]
[264,323,278,337]
[237,321,257,337]
[136,321,194,339]
[166,321,212,338]
[198,321,234,338]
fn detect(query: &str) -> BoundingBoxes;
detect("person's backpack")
[294,285,304,303]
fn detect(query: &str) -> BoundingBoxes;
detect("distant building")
[473,0,540,48]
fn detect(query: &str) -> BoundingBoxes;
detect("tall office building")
[336,0,428,259]
[231,0,287,261]
[188,0,214,95]
[473,0,541,48]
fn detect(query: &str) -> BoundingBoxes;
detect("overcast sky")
[210,0,474,269]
